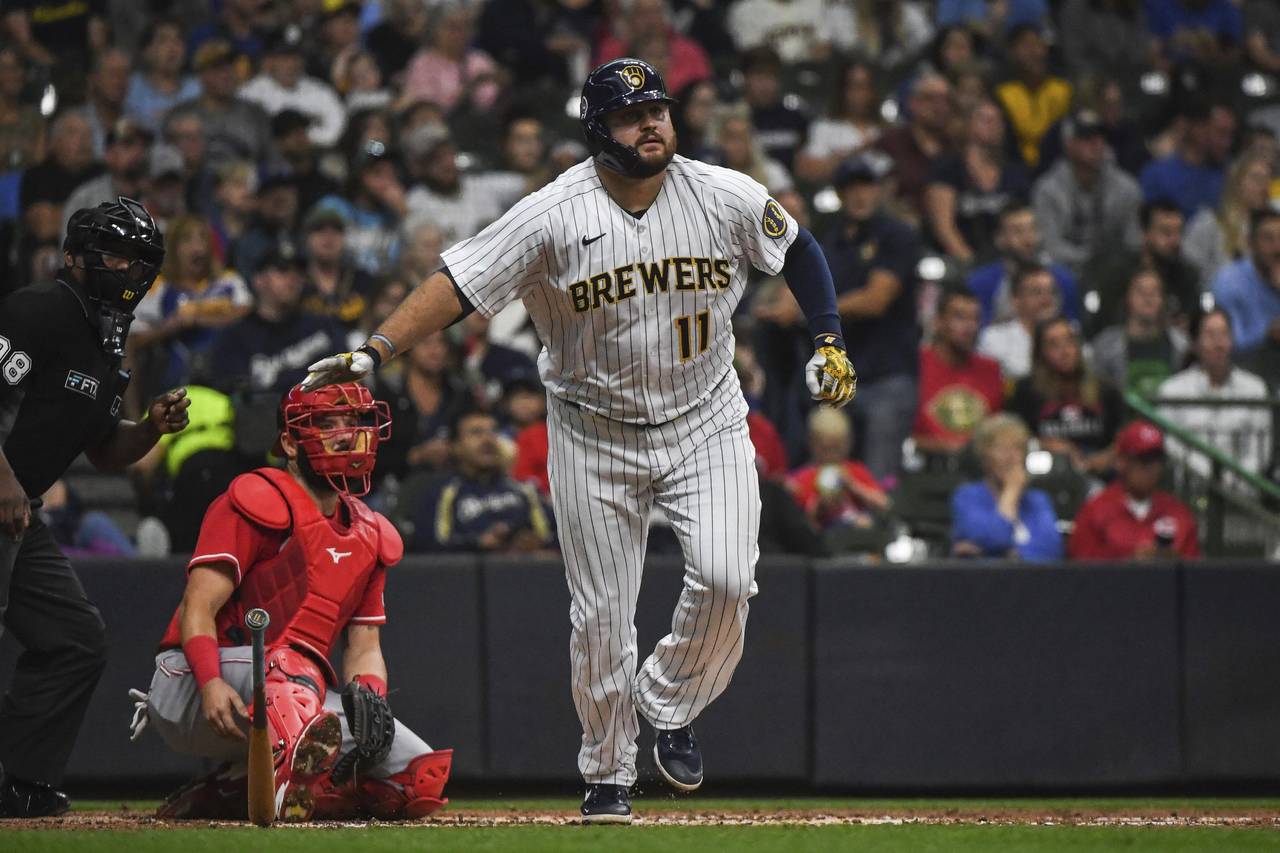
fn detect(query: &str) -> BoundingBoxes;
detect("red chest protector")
[215,467,402,684]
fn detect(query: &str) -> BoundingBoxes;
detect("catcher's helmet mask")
[62,196,165,357]
[276,383,392,498]
[580,58,677,178]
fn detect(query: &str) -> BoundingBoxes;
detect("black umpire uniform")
[0,197,186,817]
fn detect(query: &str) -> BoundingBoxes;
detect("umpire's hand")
[0,466,29,540]
[147,388,192,435]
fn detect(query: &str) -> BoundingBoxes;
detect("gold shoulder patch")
[762,199,788,239]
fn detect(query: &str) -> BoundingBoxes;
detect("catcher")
[129,383,452,821]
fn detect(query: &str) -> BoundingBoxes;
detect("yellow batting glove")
[805,343,857,408]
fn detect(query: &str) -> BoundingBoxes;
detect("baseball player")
[0,198,190,817]
[130,383,452,821]
[303,58,855,823]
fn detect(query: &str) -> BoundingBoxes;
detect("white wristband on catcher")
[301,350,375,391]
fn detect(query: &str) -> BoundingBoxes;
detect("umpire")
[0,197,191,817]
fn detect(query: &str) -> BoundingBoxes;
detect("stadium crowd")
[1,0,1277,562]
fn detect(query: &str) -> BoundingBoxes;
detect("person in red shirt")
[592,0,712,96]
[914,287,1005,454]
[1069,420,1200,560]
[132,383,452,821]
[788,407,888,534]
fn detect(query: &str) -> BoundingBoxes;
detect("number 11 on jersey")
[674,311,711,361]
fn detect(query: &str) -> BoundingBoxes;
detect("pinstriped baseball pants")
[547,373,761,786]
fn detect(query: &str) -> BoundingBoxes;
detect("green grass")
[5,825,1280,853]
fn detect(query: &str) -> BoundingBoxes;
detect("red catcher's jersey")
[158,468,403,683]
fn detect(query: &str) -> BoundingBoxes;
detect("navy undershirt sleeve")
[439,263,476,325]
[780,227,844,347]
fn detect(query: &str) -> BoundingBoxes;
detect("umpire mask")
[63,197,165,357]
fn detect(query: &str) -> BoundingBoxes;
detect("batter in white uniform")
[303,58,857,823]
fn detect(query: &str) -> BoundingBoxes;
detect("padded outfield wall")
[2,556,1277,789]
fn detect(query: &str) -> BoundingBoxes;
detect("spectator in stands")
[1147,0,1242,71]
[267,109,339,214]
[994,25,1071,171]
[146,144,190,233]
[794,60,884,184]
[314,139,404,276]
[162,111,216,217]
[307,0,363,85]
[1091,268,1189,400]
[674,78,721,163]
[208,159,258,256]
[300,205,374,330]
[408,406,555,554]
[208,240,348,394]
[3,0,107,104]
[787,408,889,538]
[376,330,466,484]
[38,479,136,557]
[1083,200,1200,337]
[129,214,252,397]
[366,0,430,81]
[18,110,99,253]
[475,0,592,87]
[1184,152,1274,290]
[231,172,299,282]
[1032,109,1143,275]
[1069,421,1200,559]
[967,203,1080,327]
[713,105,793,194]
[1212,207,1280,352]
[84,49,131,159]
[936,0,1050,36]
[951,412,1062,561]
[978,262,1059,380]
[821,152,921,480]
[125,18,201,134]
[925,98,1029,265]
[398,219,446,288]
[915,288,1005,454]
[0,47,44,175]
[401,3,502,116]
[1139,101,1235,221]
[1008,317,1123,477]
[1244,0,1280,73]
[727,0,856,64]
[172,40,273,167]
[875,72,952,221]
[1157,308,1272,484]
[459,313,539,408]
[1059,0,1151,85]
[851,0,934,74]
[403,124,527,246]
[594,0,712,96]
[498,111,552,191]
[738,47,809,171]
[239,26,346,149]
[61,118,152,242]
[187,0,269,66]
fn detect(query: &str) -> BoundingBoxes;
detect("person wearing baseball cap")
[239,25,347,148]
[1068,421,1200,560]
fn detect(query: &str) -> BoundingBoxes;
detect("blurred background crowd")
[1,0,1277,563]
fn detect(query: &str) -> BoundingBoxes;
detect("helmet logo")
[618,64,646,90]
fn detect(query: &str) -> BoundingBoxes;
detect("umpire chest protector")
[219,467,401,683]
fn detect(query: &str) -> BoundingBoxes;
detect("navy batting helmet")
[580,58,675,177]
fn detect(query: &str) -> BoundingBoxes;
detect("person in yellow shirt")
[995,25,1072,169]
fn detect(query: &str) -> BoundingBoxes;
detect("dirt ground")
[6,804,1280,831]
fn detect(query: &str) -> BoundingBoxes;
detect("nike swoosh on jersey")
[581,234,606,246]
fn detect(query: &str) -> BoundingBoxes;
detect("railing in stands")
[1124,391,1280,557]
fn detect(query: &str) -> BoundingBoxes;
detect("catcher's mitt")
[332,680,396,779]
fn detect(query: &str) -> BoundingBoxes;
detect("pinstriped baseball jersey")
[441,155,799,424]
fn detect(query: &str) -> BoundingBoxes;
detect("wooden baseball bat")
[245,608,274,827]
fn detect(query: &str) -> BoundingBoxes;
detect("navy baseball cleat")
[0,775,71,818]
[580,783,632,824]
[654,725,703,791]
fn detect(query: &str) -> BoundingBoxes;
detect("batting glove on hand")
[805,343,857,408]
[302,350,376,391]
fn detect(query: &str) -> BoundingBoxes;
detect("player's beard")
[629,131,677,178]
[294,449,343,497]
